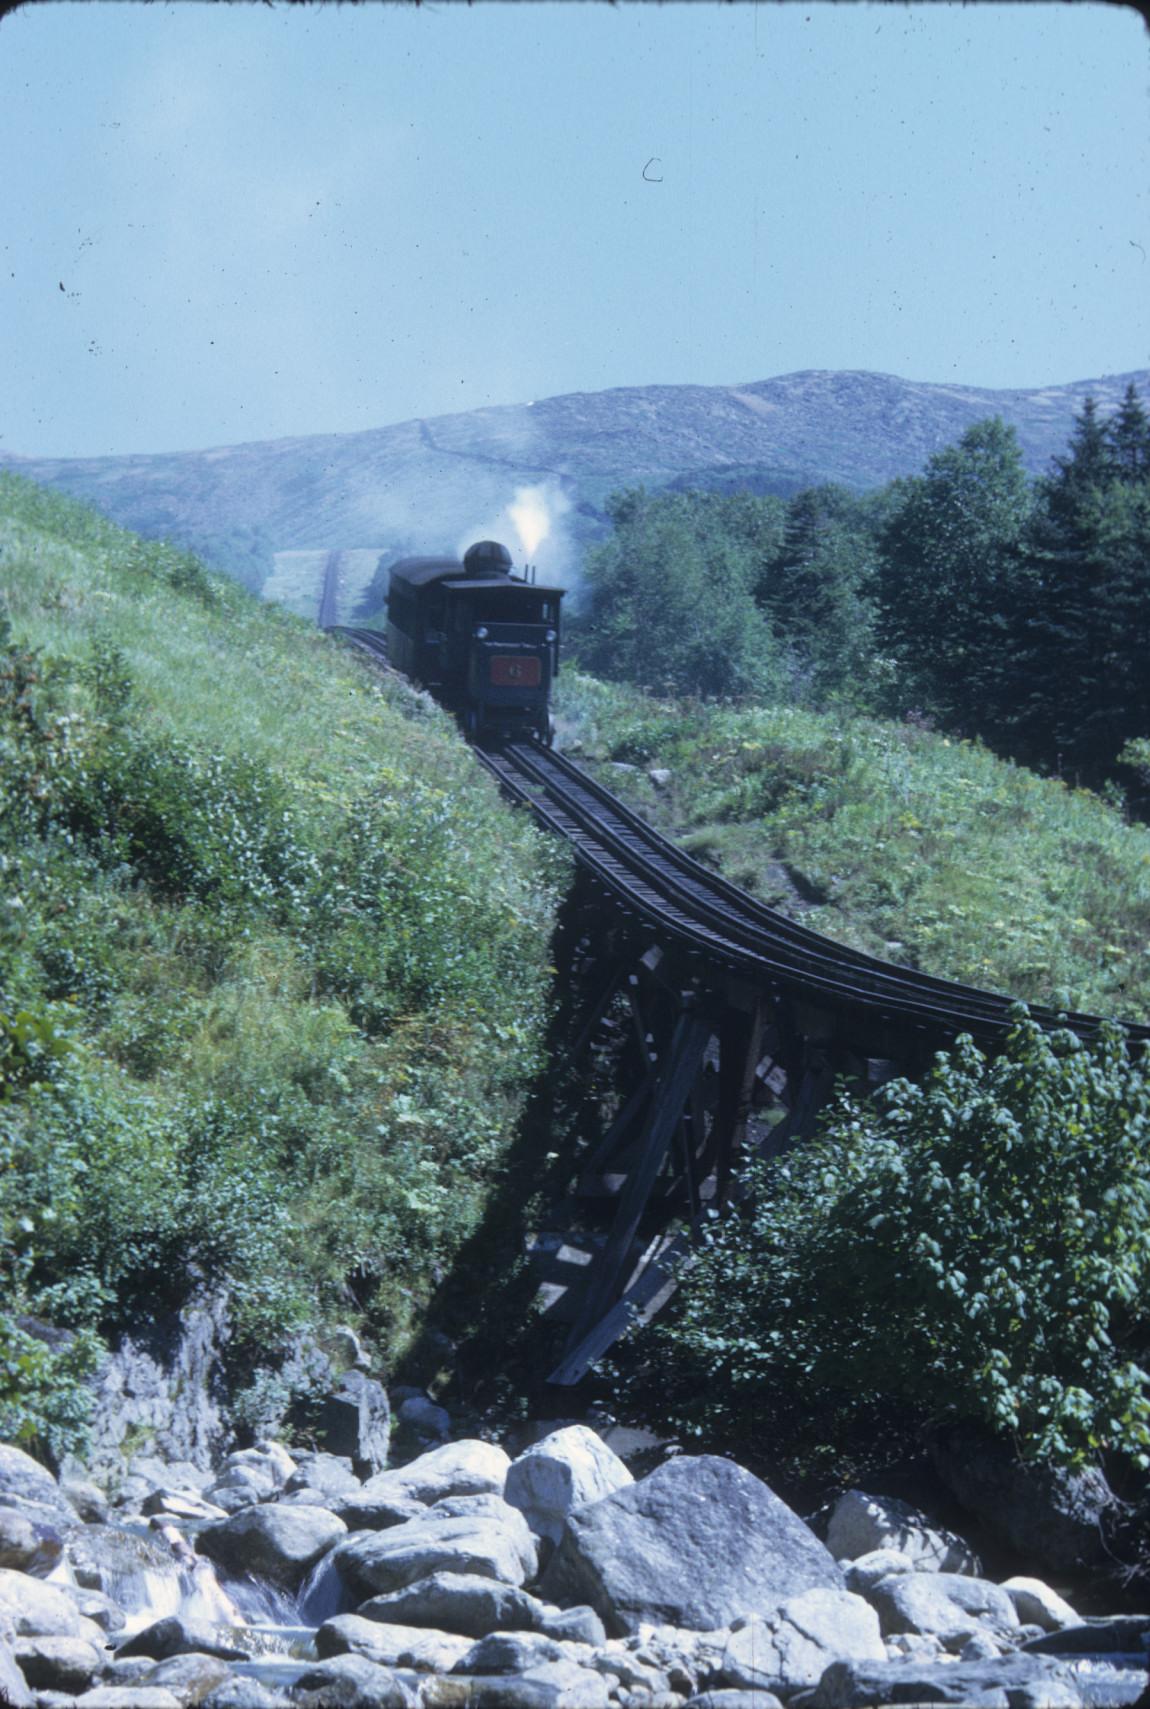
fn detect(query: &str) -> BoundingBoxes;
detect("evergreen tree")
[759,485,881,705]
[1018,388,1150,779]
[876,418,1034,733]
[1108,383,1150,482]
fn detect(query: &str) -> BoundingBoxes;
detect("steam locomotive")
[386,540,564,744]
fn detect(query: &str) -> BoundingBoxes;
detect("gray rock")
[148,1651,233,1705]
[539,1455,844,1637]
[83,1291,230,1480]
[928,1420,1118,1574]
[334,1496,426,1533]
[59,1585,126,1635]
[1025,1616,1150,1655]
[648,769,673,789]
[0,1446,74,1524]
[333,1511,535,1600]
[285,1457,361,1502]
[116,1616,249,1663]
[396,1399,450,1444]
[449,1660,610,1708]
[505,1428,633,1546]
[0,1568,83,1637]
[841,1549,916,1597]
[825,1490,979,1574]
[715,1590,884,1692]
[61,1479,112,1525]
[12,1634,104,1693]
[866,1573,1020,1650]
[685,1695,783,1709]
[0,1628,33,1708]
[453,1632,581,1673]
[293,1652,414,1707]
[537,1609,607,1648]
[358,1442,510,1509]
[203,1680,292,1709]
[316,1614,471,1672]
[357,1571,560,1640]
[317,1373,391,1480]
[0,1506,62,1576]
[999,1578,1079,1633]
[103,1656,161,1685]
[807,1653,1084,1707]
[141,1489,230,1524]
[959,1631,1005,1660]
[197,1504,346,1592]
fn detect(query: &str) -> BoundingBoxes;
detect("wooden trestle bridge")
[334,627,1150,1388]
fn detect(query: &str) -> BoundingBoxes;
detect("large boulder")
[928,1419,1118,1573]
[539,1455,844,1636]
[808,1653,1084,1707]
[316,1612,472,1672]
[83,1291,231,1478]
[866,1572,1020,1651]
[0,1628,33,1708]
[148,1652,234,1704]
[11,1634,104,1694]
[116,1615,249,1663]
[825,1489,979,1574]
[358,1572,551,1639]
[0,1568,83,1637]
[316,1372,391,1480]
[447,1660,610,1709]
[0,1505,63,1576]
[333,1507,536,1601]
[0,1445,75,1524]
[504,1428,632,1545]
[999,1576,1079,1632]
[197,1504,346,1591]
[713,1590,885,1693]
[358,1442,510,1509]
[357,1571,604,1644]
[285,1455,362,1502]
[292,1652,415,1708]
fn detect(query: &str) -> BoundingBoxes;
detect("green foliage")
[576,489,778,699]
[557,674,1150,1019]
[0,468,564,1445]
[877,418,1034,731]
[619,1015,1150,1477]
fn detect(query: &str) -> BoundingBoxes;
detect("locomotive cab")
[385,540,564,743]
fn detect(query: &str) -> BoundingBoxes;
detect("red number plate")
[490,655,541,687]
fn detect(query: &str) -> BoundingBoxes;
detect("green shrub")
[618,1013,1150,1477]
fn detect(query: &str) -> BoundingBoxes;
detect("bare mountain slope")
[4,367,1145,614]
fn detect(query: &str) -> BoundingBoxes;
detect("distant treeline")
[573,385,1150,794]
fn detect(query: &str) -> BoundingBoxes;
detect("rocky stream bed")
[2,1422,1150,1709]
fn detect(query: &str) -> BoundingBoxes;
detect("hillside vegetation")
[0,471,566,1454]
[558,675,1150,1023]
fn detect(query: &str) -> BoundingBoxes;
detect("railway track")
[317,551,343,629]
[329,621,1149,1376]
[474,739,1150,1050]
[332,621,1148,1049]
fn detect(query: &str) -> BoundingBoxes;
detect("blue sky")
[2,2,1148,458]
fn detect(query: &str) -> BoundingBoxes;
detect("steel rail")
[506,741,1136,1041]
[478,740,1150,1048]
[327,626,1149,1048]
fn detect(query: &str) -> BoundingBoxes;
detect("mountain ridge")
[5,366,1146,616]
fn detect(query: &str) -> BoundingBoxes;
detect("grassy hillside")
[556,674,1150,1022]
[0,472,567,1453]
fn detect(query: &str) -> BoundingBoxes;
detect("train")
[385,539,564,744]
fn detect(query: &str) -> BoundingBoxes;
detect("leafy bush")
[617,1013,1150,1478]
